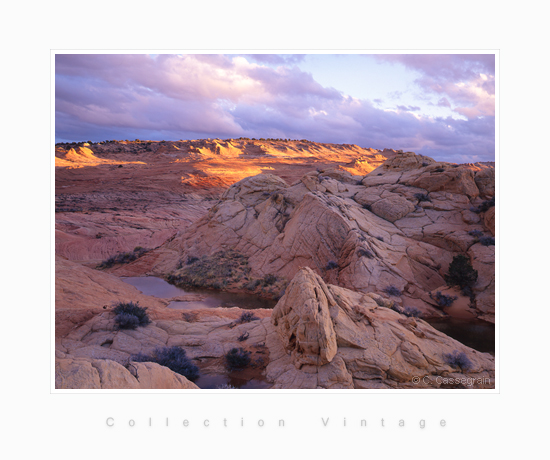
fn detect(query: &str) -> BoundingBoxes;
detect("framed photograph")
[53,52,496,393]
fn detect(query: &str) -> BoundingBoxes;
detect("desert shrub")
[471,196,495,214]
[239,311,259,323]
[421,162,429,167]
[225,348,251,371]
[133,247,147,257]
[168,250,249,290]
[414,192,431,202]
[430,291,458,307]
[237,331,249,342]
[245,279,261,291]
[133,346,199,381]
[434,168,445,173]
[375,236,384,242]
[461,285,474,300]
[478,196,495,213]
[114,312,140,330]
[357,248,374,259]
[98,252,134,268]
[113,301,151,329]
[468,229,483,238]
[479,236,495,246]
[384,285,402,297]
[97,247,148,269]
[182,311,198,322]
[252,356,265,368]
[445,254,478,289]
[326,260,339,270]
[402,307,422,318]
[443,350,473,371]
[262,274,277,286]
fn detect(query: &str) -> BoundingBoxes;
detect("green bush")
[225,348,251,371]
[445,255,478,289]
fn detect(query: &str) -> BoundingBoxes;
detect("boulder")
[271,267,338,368]
[381,151,436,171]
[222,174,288,206]
[411,167,480,198]
[370,195,416,222]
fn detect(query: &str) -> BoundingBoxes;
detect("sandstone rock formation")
[55,141,495,390]
[146,151,494,321]
[54,139,393,267]
[268,268,494,389]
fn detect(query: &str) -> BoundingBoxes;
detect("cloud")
[245,54,306,65]
[388,90,403,99]
[55,54,494,162]
[436,97,451,108]
[374,54,495,119]
[396,105,421,112]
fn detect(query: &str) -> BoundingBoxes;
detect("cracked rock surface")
[146,152,494,321]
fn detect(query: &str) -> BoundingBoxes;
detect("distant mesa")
[55,145,145,169]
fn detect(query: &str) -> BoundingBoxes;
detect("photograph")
[54,52,496,391]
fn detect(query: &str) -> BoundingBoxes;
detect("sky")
[55,53,495,163]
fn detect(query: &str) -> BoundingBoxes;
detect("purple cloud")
[55,54,494,162]
[436,97,451,108]
[396,105,421,112]
[374,54,495,119]
[246,54,306,65]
